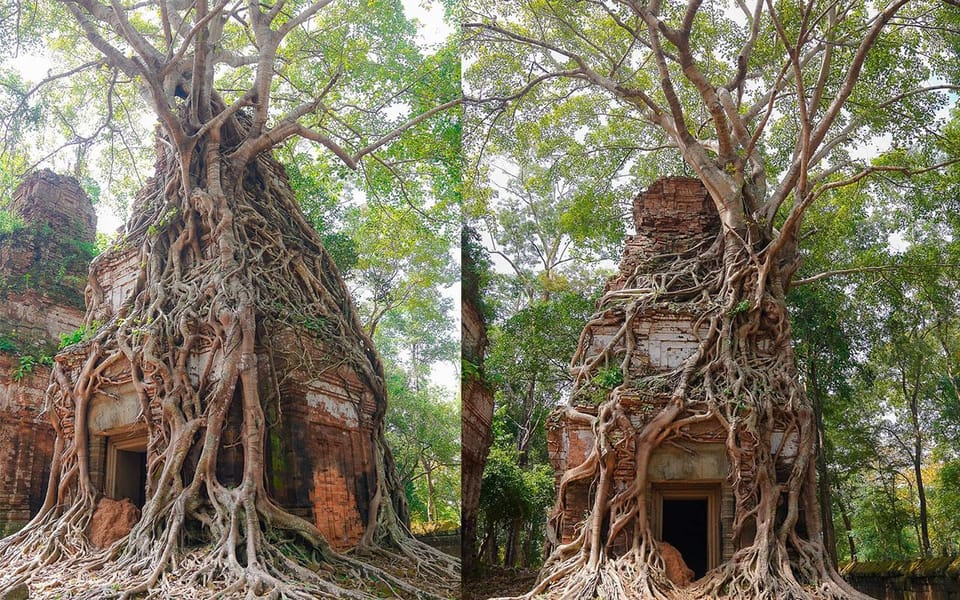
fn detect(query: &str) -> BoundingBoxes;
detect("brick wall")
[608,177,719,293]
[9,170,96,243]
[0,356,55,535]
[262,331,380,549]
[0,170,94,534]
[842,559,960,600]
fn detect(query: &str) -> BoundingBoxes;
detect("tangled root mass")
[0,109,458,599]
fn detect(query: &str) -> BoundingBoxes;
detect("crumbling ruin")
[1,165,399,551]
[55,156,388,550]
[546,178,800,586]
[0,170,96,535]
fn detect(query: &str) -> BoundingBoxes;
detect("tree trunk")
[809,361,838,567]
[517,379,537,467]
[912,457,931,556]
[506,518,523,567]
[424,460,437,523]
[461,228,495,578]
[836,493,857,561]
[904,356,931,556]
[0,113,457,599]
[483,524,499,564]
[911,421,932,556]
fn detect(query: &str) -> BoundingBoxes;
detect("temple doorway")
[105,429,148,508]
[653,483,720,580]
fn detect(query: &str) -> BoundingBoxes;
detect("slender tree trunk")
[903,355,932,556]
[912,427,932,556]
[485,525,499,564]
[900,358,931,556]
[912,457,931,556]
[517,379,537,468]
[880,465,905,557]
[836,493,857,561]
[423,460,437,523]
[506,518,523,567]
[809,360,838,567]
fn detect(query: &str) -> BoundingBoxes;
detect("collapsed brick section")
[0,170,95,535]
[607,177,720,292]
[9,170,97,243]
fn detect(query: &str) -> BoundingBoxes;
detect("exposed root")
[508,216,868,599]
[0,104,458,598]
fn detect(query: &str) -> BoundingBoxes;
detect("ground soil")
[463,566,539,600]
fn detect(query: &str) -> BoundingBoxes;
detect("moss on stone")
[842,558,960,579]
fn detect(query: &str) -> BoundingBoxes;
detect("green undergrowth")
[410,519,459,536]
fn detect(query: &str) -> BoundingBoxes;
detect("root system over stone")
[0,108,458,599]
[511,185,870,600]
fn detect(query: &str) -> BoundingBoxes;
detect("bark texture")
[461,229,495,578]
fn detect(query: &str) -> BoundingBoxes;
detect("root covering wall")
[59,155,383,550]
[546,178,795,565]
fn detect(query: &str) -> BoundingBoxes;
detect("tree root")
[513,227,870,599]
[0,107,459,598]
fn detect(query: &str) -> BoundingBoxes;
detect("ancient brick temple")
[56,157,380,549]
[0,171,96,535]
[546,178,798,580]
[2,165,384,549]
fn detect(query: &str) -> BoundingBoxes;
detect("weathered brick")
[548,178,762,565]
[0,171,93,535]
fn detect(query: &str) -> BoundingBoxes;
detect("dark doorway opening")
[113,449,147,508]
[661,498,708,579]
[106,431,148,509]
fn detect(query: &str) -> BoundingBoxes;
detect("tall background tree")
[463,150,618,577]
[0,0,459,598]
[465,0,958,598]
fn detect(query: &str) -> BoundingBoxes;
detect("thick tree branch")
[793,264,960,286]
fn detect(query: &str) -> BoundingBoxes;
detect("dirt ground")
[462,566,539,600]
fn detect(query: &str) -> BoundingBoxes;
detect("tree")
[466,1,958,597]
[384,372,460,525]
[477,446,554,568]
[0,1,458,597]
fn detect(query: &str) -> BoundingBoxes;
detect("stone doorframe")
[103,427,148,503]
[651,481,722,572]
